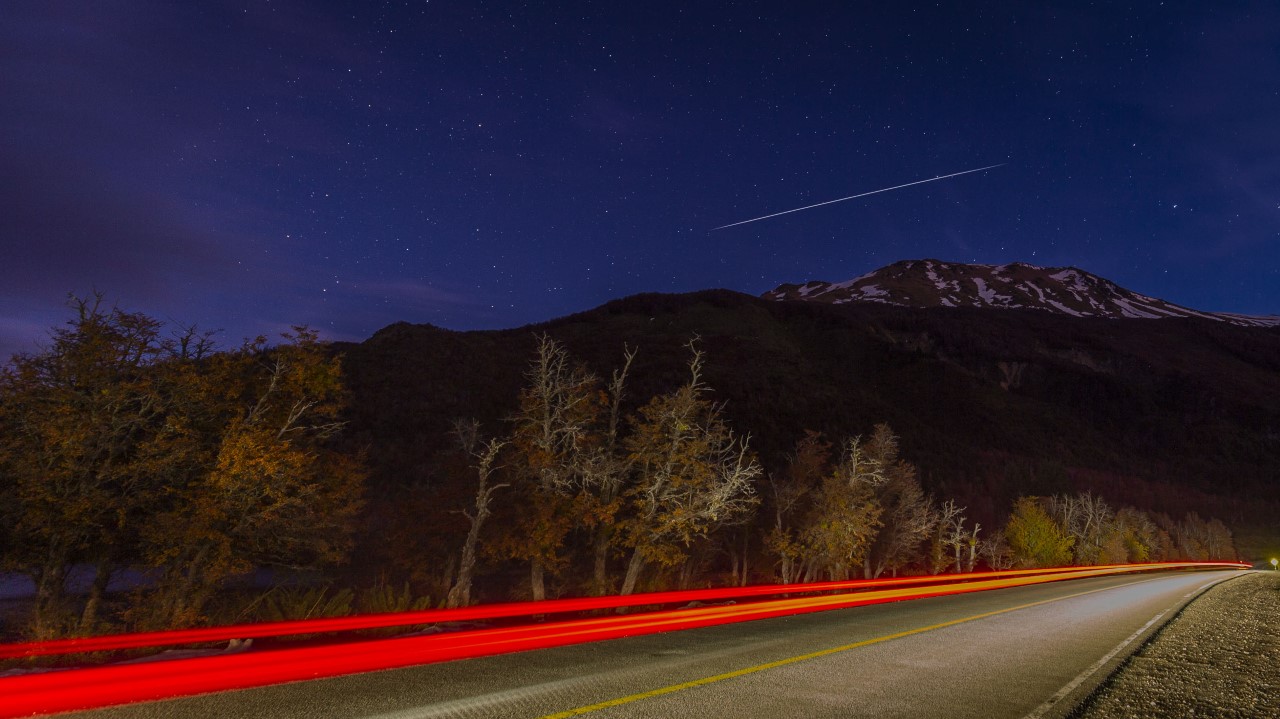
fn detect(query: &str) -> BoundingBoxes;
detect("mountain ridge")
[339,286,1279,555]
[764,259,1280,327]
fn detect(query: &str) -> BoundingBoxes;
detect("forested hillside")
[340,289,1278,597]
[343,289,1279,528]
[2,290,1272,642]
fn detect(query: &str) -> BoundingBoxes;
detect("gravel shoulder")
[1073,571,1279,719]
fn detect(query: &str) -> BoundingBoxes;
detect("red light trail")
[0,562,1247,717]
[0,563,1175,660]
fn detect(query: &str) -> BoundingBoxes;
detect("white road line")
[1020,572,1247,719]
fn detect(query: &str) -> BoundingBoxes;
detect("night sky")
[4,2,1278,357]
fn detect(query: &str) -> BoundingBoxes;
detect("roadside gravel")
[1074,571,1279,719]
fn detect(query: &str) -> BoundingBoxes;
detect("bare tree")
[1047,492,1114,565]
[860,426,938,579]
[979,531,1014,570]
[1173,512,1212,560]
[963,522,981,572]
[930,500,966,574]
[618,341,760,595]
[1203,518,1235,560]
[445,423,507,608]
[577,346,635,595]
[941,507,978,573]
[507,334,599,601]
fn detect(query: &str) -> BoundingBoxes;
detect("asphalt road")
[58,570,1241,719]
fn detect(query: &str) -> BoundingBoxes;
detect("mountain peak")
[764,259,1280,327]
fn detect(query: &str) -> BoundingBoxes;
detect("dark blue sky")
[3,1,1278,356]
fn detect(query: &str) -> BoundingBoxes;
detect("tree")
[929,500,966,574]
[765,431,830,584]
[934,500,978,573]
[979,531,1014,570]
[445,420,507,608]
[1,299,364,635]
[0,295,189,637]
[500,335,600,601]
[1046,492,1114,565]
[861,425,938,579]
[1149,512,1183,561]
[136,328,364,629]
[795,435,885,582]
[957,518,982,573]
[617,341,760,595]
[1005,497,1074,568]
[1169,512,1230,561]
[1098,506,1160,564]
[577,346,636,595]
[1204,518,1235,560]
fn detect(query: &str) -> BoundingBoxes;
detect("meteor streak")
[711,163,1005,231]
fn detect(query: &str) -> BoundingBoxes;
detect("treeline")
[0,297,363,640]
[0,300,1240,643]
[999,494,1236,569]
[398,334,1239,607]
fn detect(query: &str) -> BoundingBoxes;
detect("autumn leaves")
[0,296,363,638]
[449,336,761,603]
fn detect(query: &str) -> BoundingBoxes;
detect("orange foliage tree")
[0,295,185,638]
[135,328,364,629]
[0,298,364,636]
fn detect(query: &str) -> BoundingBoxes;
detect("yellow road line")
[537,577,1163,718]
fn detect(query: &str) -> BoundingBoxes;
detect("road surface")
[58,570,1241,719]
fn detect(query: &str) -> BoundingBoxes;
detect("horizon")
[5,254,1280,357]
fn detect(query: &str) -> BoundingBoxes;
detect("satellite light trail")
[710,163,1006,231]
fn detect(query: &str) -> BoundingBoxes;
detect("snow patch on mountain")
[1048,299,1085,317]
[763,259,1280,328]
[973,278,996,304]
